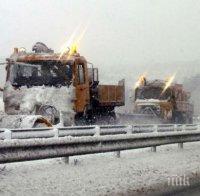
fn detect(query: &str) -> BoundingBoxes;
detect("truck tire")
[36,105,60,125]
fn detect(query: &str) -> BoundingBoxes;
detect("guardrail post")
[62,157,69,164]
[151,146,156,152]
[154,125,158,132]
[95,125,100,136]
[174,124,178,132]
[126,125,132,134]
[53,128,59,138]
[74,159,78,165]
[182,124,186,131]
[132,125,135,133]
[4,129,12,140]
[197,124,200,131]
[176,124,184,149]
[178,143,183,149]
[56,128,69,163]
[115,151,121,158]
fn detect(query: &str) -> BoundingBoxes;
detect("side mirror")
[0,87,3,92]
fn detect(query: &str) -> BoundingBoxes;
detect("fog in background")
[1,0,200,112]
[184,75,200,115]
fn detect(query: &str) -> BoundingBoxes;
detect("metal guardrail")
[0,124,199,140]
[0,124,199,164]
[1,129,200,163]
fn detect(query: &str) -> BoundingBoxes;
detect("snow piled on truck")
[3,82,75,125]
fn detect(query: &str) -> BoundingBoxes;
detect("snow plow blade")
[117,113,162,124]
[0,115,52,129]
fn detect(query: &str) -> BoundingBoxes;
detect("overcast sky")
[1,0,200,85]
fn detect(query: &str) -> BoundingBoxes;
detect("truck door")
[75,62,90,113]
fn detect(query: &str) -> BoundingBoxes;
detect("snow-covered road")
[1,142,200,195]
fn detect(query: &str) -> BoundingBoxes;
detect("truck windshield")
[136,87,171,100]
[9,61,73,87]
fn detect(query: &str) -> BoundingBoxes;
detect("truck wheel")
[36,105,60,125]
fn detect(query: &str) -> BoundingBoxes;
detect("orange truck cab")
[4,43,125,125]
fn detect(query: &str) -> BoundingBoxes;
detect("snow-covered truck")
[134,78,194,123]
[1,43,124,128]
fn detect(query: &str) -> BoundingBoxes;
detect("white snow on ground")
[1,142,200,195]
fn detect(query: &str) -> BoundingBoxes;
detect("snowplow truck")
[2,43,125,128]
[134,79,193,124]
